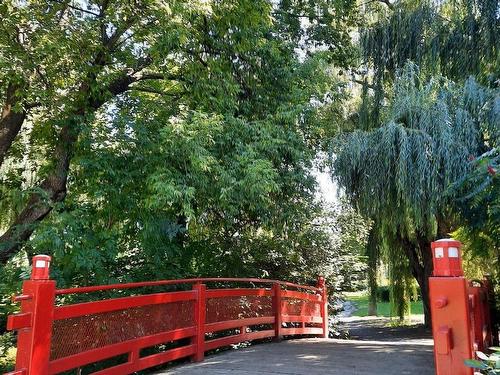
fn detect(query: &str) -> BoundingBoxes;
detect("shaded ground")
[155,298,435,375]
[156,336,434,375]
[339,315,433,345]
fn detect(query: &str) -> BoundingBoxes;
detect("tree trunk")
[0,122,76,264]
[0,73,140,265]
[0,82,27,167]
[367,225,379,316]
[400,231,434,327]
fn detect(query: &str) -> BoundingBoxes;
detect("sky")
[313,167,339,205]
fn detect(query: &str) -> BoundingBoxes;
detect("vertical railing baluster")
[273,283,282,341]
[192,283,206,362]
[317,276,328,339]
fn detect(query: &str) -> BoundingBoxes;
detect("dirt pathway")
[339,315,433,345]
[157,337,435,375]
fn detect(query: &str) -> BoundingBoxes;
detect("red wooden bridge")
[4,239,498,375]
[6,255,327,375]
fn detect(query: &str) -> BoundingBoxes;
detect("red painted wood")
[206,288,273,298]
[48,327,196,374]
[273,283,282,341]
[14,280,56,375]
[8,256,327,375]
[281,315,323,323]
[205,316,275,333]
[4,370,26,375]
[53,291,196,320]
[317,276,328,338]
[192,283,206,362]
[204,330,275,351]
[281,290,321,302]
[430,277,473,375]
[55,278,320,296]
[6,313,32,330]
[90,344,196,375]
[281,327,323,335]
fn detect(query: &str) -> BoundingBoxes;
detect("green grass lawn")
[346,292,424,317]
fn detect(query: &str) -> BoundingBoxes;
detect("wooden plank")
[281,327,323,336]
[90,345,196,375]
[205,316,275,333]
[6,313,32,330]
[48,326,196,374]
[204,330,275,351]
[281,290,321,302]
[281,315,322,324]
[53,291,196,320]
[206,288,272,298]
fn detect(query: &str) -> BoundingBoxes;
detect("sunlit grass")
[346,291,424,317]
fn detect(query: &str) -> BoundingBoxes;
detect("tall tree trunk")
[400,231,434,327]
[0,118,78,264]
[0,82,27,167]
[367,225,379,316]
[0,73,140,265]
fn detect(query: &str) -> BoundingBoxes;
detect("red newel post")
[273,282,282,341]
[192,283,206,362]
[317,276,328,339]
[7,255,56,375]
[429,239,473,375]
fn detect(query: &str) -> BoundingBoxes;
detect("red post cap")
[317,276,325,289]
[31,255,52,280]
[431,239,463,277]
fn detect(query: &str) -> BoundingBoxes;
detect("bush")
[465,348,500,374]
[376,285,421,303]
[409,283,421,302]
[0,333,16,373]
[377,286,390,302]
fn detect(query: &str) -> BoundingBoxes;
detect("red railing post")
[429,239,473,375]
[317,276,328,339]
[7,255,56,375]
[273,282,282,341]
[192,283,206,362]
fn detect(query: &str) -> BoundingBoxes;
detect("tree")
[330,0,499,323]
[0,0,358,264]
[331,63,498,324]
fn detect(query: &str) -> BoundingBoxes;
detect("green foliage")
[465,348,500,375]
[332,61,499,321]
[0,332,16,373]
[0,0,360,292]
[334,64,497,232]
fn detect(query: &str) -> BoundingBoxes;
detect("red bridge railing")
[5,255,328,375]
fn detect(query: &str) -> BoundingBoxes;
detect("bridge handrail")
[4,255,328,375]
[53,277,321,296]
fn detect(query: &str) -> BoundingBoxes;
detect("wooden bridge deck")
[157,337,435,375]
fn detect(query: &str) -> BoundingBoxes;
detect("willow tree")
[358,0,499,129]
[332,64,498,324]
[338,0,499,321]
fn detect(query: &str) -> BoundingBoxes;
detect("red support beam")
[192,283,206,362]
[317,276,328,339]
[273,283,282,341]
[13,255,56,375]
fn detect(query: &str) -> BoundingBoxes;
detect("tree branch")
[0,82,27,168]
[48,0,101,17]
[0,71,142,264]
[130,86,184,98]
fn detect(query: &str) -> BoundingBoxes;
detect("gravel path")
[156,337,435,375]
[339,316,433,345]
[154,315,435,375]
